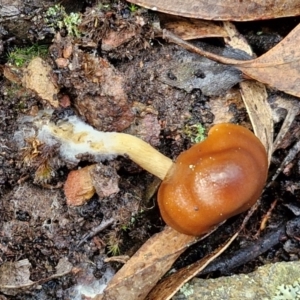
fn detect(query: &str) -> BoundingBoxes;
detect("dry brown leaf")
[163,22,300,98]
[0,258,72,296]
[102,29,136,51]
[127,0,300,21]
[146,232,239,300]
[236,23,300,98]
[146,200,260,300]
[95,227,199,300]
[240,81,273,163]
[222,22,273,162]
[53,257,73,277]
[223,21,253,56]
[159,14,227,40]
[209,88,245,124]
[0,259,34,296]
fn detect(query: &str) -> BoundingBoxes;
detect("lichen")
[180,283,194,297]
[271,278,300,300]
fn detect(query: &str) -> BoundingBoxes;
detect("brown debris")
[159,14,228,40]
[79,6,153,59]
[64,162,120,206]
[90,163,120,198]
[97,227,199,300]
[126,103,161,147]
[22,57,59,107]
[72,54,134,132]
[48,32,135,131]
[55,57,69,68]
[3,65,23,84]
[102,29,136,51]
[62,39,73,59]
[59,94,71,108]
[64,165,96,206]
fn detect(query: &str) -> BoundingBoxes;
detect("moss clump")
[45,4,81,37]
[7,44,48,67]
[128,4,139,12]
[184,123,206,144]
[106,232,122,256]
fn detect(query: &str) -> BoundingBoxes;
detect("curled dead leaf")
[237,23,300,98]
[0,259,33,296]
[96,227,199,300]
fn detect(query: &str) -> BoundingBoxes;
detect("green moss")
[106,231,122,256]
[128,4,139,12]
[45,4,81,37]
[184,123,206,144]
[107,243,121,256]
[61,12,81,37]
[7,44,48,67]
[120,209,146,232]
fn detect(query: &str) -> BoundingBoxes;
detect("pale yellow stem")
[43,116,173,180]
[109,133,173,180]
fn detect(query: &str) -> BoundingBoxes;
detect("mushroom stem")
[41,115,173,180]
[109,133,173,180]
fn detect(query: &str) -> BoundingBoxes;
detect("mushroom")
[158,123,268,236]
[37,115,268,236]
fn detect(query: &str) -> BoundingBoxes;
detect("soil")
[1,1,300,299]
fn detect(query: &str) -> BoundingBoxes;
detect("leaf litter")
[163,22,300,98]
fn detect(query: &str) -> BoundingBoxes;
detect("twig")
[162,29,250,66]
[268,139,300,187]
[77,217,115,248]
[199,222,287,276]
[255,199,278,238]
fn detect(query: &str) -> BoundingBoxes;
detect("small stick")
[77,218,115,248]
[162,29,250,66]
[255,199,278,238]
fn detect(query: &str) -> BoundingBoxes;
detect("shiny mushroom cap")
[158,123,268,236]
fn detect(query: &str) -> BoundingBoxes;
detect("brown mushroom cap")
[158,123,268,236]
